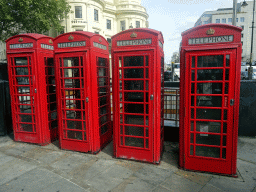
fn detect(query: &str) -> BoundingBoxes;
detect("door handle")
[230,99,234,106]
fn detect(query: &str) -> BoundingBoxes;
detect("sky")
[141,0,245,62]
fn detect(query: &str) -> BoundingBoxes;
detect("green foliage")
[0,0,70,41]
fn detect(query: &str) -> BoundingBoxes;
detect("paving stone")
[82,159,116,181]
[40,140,61,151]
[208,177,255,192]
[152,185,174,192]
[237,159,256,183]
[253,186,256,192]
[175,169,212,185]
[4,142,38,156]
[116,159,143,172]
[160,173,203,192]
[0,159,37,185]
[237,137,256,164]
[159,152,179,172]
[124,178,156,192]
[111,176,138,192]
[85,164,133,192]
[0,167,62,192]
[40,178,89,192]
[96,141,113,160]
[134,165,174,185]
[0,153,15,166]
[199,183,225,192]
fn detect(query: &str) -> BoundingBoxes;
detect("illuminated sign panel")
[10,43,33,49]
[41,44,54,50]
[188,35,233,45]
[93,42,107,50]
[58,41,86,48]
[117,39,152,46]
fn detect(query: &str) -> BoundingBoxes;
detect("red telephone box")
[54,31,112,153]
[6,34,58,145]
[111,28,165,163]
[179,24,242,176]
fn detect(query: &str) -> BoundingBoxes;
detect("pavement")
[0,134,255,192]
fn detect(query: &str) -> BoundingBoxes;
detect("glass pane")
[67,130,83,140]
[190,133,194,143]
[124,80,144,90]
[19,105,32,113]
[190,93,195,105]
[192,56,195,68]
[124,69,144,78]
[99,97,107,106]
[197,55,223,67]
[146,56,148,66]
[190,145,194,155]
[16,77,30,85]
[191,70,195,81]
[64,79,82,88]
[222,148,226,159]
[100,106,107,115]
[99,68,106,77]
[65,100,82,110]
[66,120,83,130]
[50,112,57,120]
[119,57,122,68]
[226,55,230,67]
[101,124,108,135]
[124,103,144,114]
[197,83,222,94]
[119,70,122,79]
[195,146,220,158]
[18,95,31,105]
[120,125,123,134]
[223,135,226,146]
[15,57,28,66]
[65,110,83,120]
[146,68,149,78]
[191,121,194,131]
[64,68,80,77]
[196,121,221,133]
[224,109,227,120]
[223,122,227,133]
[197,96,222,107]
[191,83,195,94]
[125,115,144,125]
[16,67,29,76]
[196,134,220,146]
[124,92,144,102]
[20,124,33,132]
[225,83,229,94]
[196,109,222,120]
[20,115,32,123]
[146,139,149,148]
[197,69,223,81]
[125,137,144,148]
[98,58,106,66]
[125,126,144,136]
[17,87,30,95]
[191,109,194,119]
[63,57,79,67]
[225,69,229,80]
[100,115,107,124]
[124,56,143,67]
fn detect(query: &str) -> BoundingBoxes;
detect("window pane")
[75,6,82,18]
[197,55,223,68]
[197,83,222,94]
[94,9,98,21]
[196,146,220,158]
[197,69,223,81]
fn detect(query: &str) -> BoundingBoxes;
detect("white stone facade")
[59,0,149,42]
[195,1,256,63]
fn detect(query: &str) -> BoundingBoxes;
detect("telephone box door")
[114,50,154,162]
[8,54,39,141]
[184,49,236,174]
[56,52,90,151]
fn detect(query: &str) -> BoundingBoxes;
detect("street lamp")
[243,0,256,79]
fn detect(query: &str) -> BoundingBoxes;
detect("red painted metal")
[179,24,242,176]
[111,28,164,163]
[6,33,57,145]
[54,31,112,153]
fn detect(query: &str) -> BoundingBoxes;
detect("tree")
[171,52,180,63]
[0,0,70,41]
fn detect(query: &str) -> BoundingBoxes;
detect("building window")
[95,31,99,34]
[106,19,111,29]
[241,41,243,46]
[222,18,226,23]
[136,21,140,28]
[241,25,244,30]
[75,6,82,18]
[121,20,126,31]
[236,18,238,22]
[228,18,232,23]
[216,19,220,23]
[107,38,111,43]
[240,17,245,22]
[241,33,243,38]
[76,29,83,31]
[94,9,98,21]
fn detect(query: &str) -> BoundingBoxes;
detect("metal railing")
[163,87,180,125]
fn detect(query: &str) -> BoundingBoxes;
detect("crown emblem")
[49,39,53,44]
[130,32,137,38]
[99,38,102,42]
[68,35,74,40]
[18,38,23,42]
[206,28,215,35]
